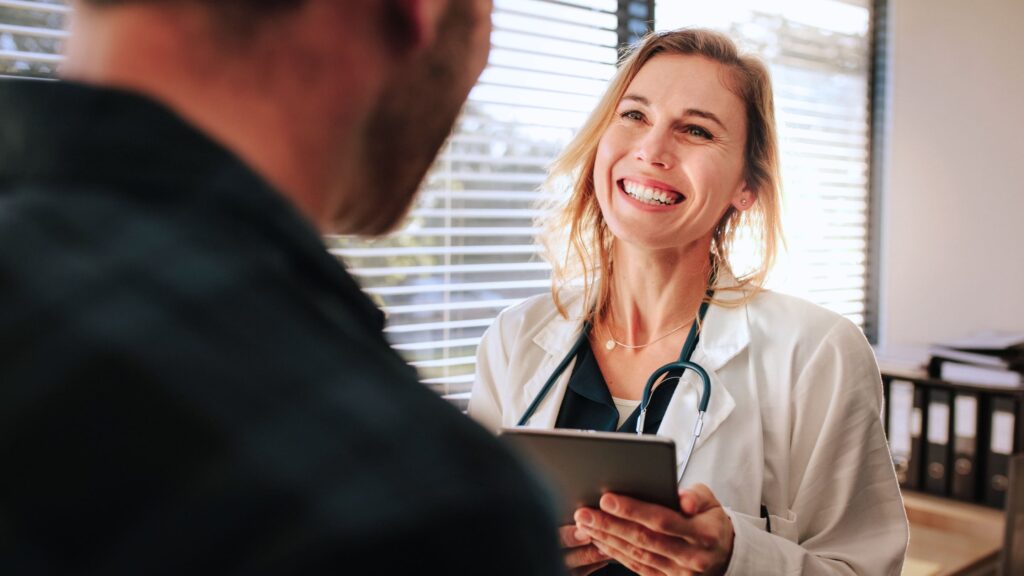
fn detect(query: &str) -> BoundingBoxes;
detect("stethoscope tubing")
[515,296,714,483]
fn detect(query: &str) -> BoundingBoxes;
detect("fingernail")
[603,495,618,512]
[574,528,590,543]
[575,510,594,526]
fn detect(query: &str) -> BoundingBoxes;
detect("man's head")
[67,0,493,235]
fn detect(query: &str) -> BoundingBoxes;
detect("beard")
[335,1,485,236]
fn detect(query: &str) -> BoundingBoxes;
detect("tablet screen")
[500,427,679,523]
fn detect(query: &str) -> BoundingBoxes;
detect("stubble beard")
[338,2,479,237]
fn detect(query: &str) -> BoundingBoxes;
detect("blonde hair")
[539,28,783,320]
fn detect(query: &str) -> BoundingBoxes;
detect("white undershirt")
[611,396,641,430]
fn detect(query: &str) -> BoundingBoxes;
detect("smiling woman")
[540,29,782,324]
[470,28,908,576]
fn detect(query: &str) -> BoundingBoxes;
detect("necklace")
[601,317,692,351]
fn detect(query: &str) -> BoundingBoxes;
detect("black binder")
[925,388,952,496]
[951,391,980,501]
[985,396,1019,508]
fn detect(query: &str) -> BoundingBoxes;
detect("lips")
[619,179,685,206]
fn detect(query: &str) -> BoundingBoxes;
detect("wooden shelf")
[903,491,1005,576]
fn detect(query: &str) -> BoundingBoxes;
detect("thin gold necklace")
[600,316,693,351]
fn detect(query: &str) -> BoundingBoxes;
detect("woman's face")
[593,54,753,252]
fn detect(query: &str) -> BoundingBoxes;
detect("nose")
[634,127,674,169]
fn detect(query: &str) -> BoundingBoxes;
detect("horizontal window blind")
[657,0,876,331]
[328,0,621,408]
[0,0,68,78]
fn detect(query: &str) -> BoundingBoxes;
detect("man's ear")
[390,0,449,50]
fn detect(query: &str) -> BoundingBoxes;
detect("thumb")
[678,482,720,515]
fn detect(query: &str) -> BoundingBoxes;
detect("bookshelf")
[882,372,1024,575]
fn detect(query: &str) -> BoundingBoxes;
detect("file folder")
[925,388,952,496]
[986,396,1018,508]
[951,391,980,501]
[887,379,915,487]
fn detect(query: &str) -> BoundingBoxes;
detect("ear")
[391,0,449,50]
[731,181,756,212]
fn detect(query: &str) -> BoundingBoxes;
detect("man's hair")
[78,0,309,38]
[80,0,304,7]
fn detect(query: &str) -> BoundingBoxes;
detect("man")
[0,1,565,573]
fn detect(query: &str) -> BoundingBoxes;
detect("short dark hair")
[79,0,309,38]
[80,0,305,7]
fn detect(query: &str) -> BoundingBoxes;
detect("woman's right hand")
[559,524,610,575]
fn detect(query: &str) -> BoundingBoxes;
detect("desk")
[903,491,1005,576]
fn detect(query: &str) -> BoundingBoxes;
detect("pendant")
[605,339,616,351]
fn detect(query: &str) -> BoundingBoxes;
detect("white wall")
[880,0,1024,346]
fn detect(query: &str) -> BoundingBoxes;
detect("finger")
[586,525,679,574]
[563,543,609,569]
[559,524,591,548]
[569,561,611,576]
[593,493,701,543]
[591,537,672,576]
[591,528,710,576]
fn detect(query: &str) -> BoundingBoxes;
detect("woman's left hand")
[574,483,734,576]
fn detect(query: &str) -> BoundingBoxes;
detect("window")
[330,0,634,408]
[0,0,68,78]
[1,1,884,405]
[657,0,880,337]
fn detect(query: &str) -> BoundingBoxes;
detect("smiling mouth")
[619,179,685,206]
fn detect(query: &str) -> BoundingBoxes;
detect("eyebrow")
[621,94,727,131]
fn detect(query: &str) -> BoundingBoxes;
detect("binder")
[985,396,1018,508]
[924,388,952,496]
[887,380,915,488]
[951,391,980,501]
[908,385,926,490]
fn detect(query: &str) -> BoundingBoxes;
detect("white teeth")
[622,180,678,206]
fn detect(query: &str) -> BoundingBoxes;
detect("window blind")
[328,0,622,408]
[657,0,877,333]
[0,0,68,78]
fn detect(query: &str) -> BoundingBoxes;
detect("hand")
[558,523,612,575]
[574,484,734,576]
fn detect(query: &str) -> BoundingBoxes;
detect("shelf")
[903,491,1004,576]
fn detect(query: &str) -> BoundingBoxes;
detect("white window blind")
[328,0,621,407]
[0,0,68,78]
[657,0,876,332]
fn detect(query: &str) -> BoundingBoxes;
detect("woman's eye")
[620,110,644,122]
[684,125,713,140]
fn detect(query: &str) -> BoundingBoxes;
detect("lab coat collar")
[523,274,752,451]
[530,274,752,370]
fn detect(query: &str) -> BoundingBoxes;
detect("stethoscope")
[516,293,714,484]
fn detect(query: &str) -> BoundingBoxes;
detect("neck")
[603,237,713,345]
[61,5,366,233]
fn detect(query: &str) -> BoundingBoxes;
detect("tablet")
[499,427,679,523]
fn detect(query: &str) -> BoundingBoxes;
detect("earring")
[740,198,749,206]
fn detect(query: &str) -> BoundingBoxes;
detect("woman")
[469,29,908,575]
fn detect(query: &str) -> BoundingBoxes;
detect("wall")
[880,0,1024,346]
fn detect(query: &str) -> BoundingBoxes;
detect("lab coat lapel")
[520,298,587,429]
[657,291,750,478]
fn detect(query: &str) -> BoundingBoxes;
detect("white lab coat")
[469,284,909,575]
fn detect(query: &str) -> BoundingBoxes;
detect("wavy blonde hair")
[540,28,783,321]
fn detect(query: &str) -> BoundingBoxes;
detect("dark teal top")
[555,339,680,434]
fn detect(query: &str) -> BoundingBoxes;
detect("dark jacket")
[0,79,564,575]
